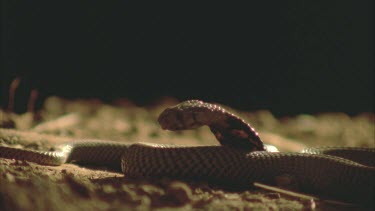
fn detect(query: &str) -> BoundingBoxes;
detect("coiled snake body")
[0,100,374,203]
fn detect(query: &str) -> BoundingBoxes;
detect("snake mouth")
[159,119,185,131]
[158,115,177,130]
[158,107,186,131]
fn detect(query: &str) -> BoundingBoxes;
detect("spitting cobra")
[0,100,374,203]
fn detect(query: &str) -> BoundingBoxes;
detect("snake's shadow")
[89,174,252,192]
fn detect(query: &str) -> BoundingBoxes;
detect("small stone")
[120,184,139,202]
[301,198,316,210]
[102,185,116,194]
[264,192,281,199]
[5,173,15,182]
[167,181,193,205]
[64,174,91,198]
[140,184,165,199]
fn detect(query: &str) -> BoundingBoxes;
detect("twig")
[7,78,21,112]
[254,182,316,200]
[254,182,358,207]
[27,89,39,113]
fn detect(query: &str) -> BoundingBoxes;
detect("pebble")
[167,181,193,205]
[5,172,15,182]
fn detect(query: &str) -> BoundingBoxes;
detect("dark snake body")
[0,100,374,203]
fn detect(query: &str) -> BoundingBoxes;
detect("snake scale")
[0,100,374,203]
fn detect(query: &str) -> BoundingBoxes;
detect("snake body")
[0,100,374,203]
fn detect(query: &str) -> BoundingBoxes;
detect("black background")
[1,1,374,115]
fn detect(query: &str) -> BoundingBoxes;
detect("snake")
[0,100,374,203]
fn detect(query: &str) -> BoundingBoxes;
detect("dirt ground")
[0,97,374,211]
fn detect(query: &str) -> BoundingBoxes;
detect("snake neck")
[158,100,265,151]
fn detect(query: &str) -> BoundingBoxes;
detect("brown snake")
[0,100,374,203]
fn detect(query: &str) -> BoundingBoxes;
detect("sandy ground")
[0,97,374,210]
